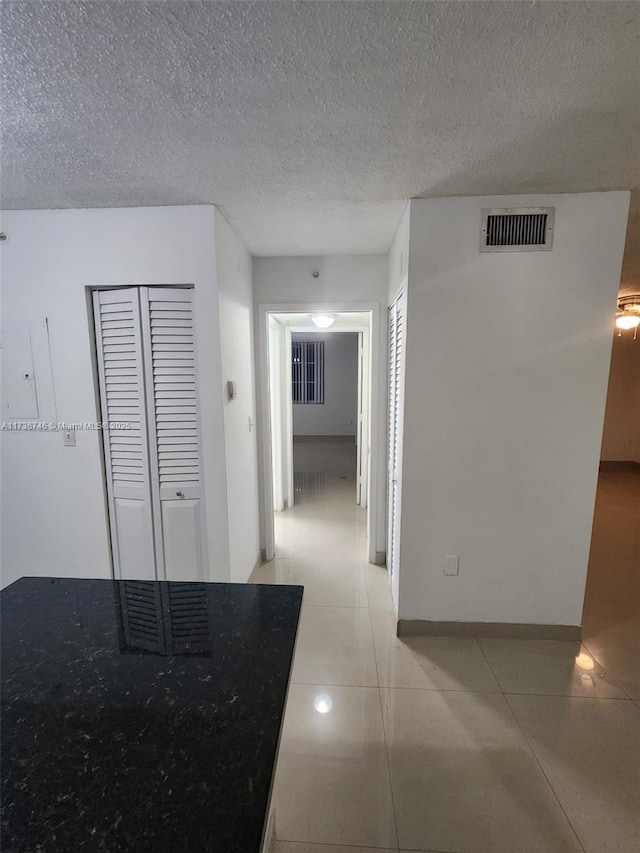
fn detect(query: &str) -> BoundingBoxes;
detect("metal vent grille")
[480,207,554,252]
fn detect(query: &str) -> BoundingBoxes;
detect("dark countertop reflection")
[1,576,303,853]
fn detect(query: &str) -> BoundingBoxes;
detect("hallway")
[582,470,640,707]
[252,443,640,853]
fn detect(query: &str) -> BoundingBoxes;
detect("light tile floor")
[252,444,640,853]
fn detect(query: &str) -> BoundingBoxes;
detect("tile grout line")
[276,839,406,851]
[475,642,587,853]
[278,840,451,852]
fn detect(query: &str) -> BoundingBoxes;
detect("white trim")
[389,279,407,311]
[247,551,265,584]
[284,326,294,510]
[92,290,123,579]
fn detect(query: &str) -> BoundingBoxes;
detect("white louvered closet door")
[94,287,204,582]
[93,289,156,579]
[141,288,203,582]
[387,292,406,581]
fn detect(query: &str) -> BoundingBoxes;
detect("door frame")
[284,325,369,509]
[387,287,407,605]
[256,302,382,564]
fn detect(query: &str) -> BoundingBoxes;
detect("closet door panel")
[93,289,156,580]
[141,287,204,581]
[113,499,156,580]
[161,499,203,582]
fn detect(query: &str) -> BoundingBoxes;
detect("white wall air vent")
[480,207,555,252]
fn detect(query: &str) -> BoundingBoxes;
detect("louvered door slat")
[152,344,194,352]
[152,333,194,342]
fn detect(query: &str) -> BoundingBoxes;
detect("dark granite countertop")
[1,577,303,853]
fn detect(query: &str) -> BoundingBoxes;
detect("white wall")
[214,209,261,582]
[399,192,629,627]
[0,206,230,588]
[292,332,358,436]
[388,203,410,303]
[600,331,640,462]
[253,254,388,556]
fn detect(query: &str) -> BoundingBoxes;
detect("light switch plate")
[445,555,459,576]
[63,429,76,447]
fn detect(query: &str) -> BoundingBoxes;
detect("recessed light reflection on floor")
[314,693,333,715]
[575,652,595,671]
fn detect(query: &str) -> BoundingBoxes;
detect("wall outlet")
[444,555,459,576]
[63,429,76,447]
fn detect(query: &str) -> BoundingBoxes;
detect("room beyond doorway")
[292,437,358,509]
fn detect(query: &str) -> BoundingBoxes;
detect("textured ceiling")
[2,1,639,263]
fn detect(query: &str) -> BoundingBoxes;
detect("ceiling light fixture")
[615,295,640,338]
[616,313,640,330]
[311,314,335,329]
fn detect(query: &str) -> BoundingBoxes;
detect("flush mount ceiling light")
[615,295,640,337]
[311,314,335,329]
[616,313,640,330]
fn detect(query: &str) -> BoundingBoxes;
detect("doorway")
[581,326,640,699]
[291,331,360,520]
[258,306,380,565]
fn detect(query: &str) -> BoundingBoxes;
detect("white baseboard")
[398,619,581,641]
[247,552,264,583]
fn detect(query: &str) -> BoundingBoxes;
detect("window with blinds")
[292,340,324,404]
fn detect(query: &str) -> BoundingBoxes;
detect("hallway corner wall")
[214,209,261,582]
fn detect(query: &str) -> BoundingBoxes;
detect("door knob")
[176,491,184,499]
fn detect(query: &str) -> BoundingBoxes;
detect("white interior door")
[387,292,406,580]
[94,286,204,581]
[93,288,156,579]
[142,287,204,581]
